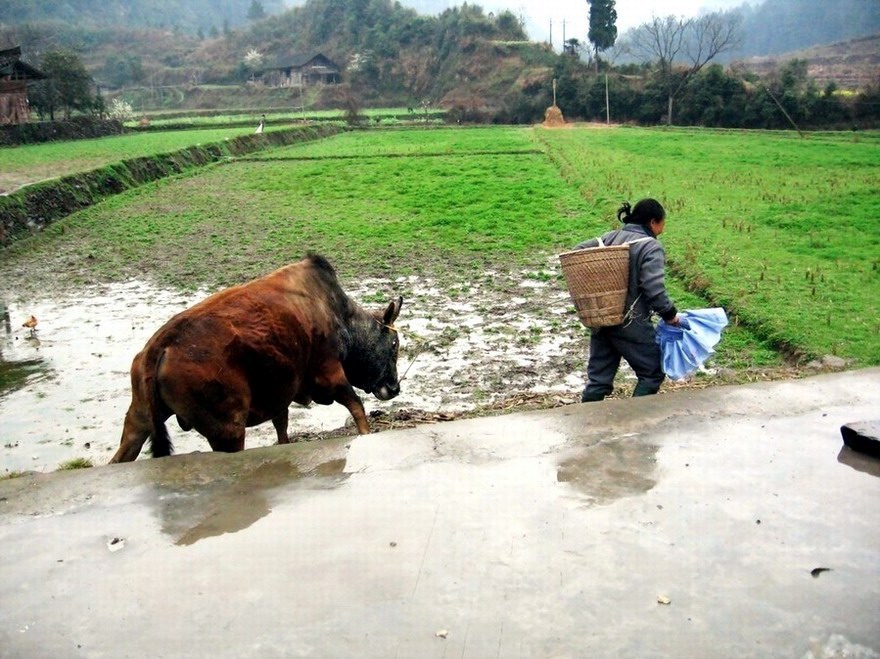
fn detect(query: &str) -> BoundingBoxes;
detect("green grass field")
[3,125,877,366]
[535,127,880,363]
[121,107,436,129]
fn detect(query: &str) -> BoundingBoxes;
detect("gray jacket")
[575,223,677,343]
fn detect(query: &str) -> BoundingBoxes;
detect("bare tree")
[628,11,742,124]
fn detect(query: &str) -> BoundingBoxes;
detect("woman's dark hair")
[617,198,666,225]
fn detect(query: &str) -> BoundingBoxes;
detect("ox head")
[345,296,403,401]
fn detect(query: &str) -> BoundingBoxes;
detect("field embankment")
[0,123,344,245]
[0,117,123,147]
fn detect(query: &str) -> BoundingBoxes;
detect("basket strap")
[624,236,654,245]
[594,234,653,249]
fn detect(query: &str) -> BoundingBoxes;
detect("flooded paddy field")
[0,266,595,473]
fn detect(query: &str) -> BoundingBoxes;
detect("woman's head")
[617,198,666,236]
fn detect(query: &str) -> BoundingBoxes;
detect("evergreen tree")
[247,0,266,21]
[587,0,618,64]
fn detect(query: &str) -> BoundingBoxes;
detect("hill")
[738,34,880,90]
[0,0,287,34]
[0,0,876,122]
[732,0,880,58]
[1,0,556,115]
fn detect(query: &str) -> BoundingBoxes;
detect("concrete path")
[2,369,879,658]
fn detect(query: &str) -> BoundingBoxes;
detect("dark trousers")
[582,328,665,402]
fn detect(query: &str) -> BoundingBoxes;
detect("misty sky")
[281,0,750,48]
[489,0,747,46]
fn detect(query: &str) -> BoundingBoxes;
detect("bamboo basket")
[559,244,630,328]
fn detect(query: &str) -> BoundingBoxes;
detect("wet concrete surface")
[1,369,879,657]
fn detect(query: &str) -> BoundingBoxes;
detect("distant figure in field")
[255,114,265,134]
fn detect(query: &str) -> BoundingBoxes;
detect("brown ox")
[109,254,402,463]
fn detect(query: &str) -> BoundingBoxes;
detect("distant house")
[262,53,340,88]
[0,46,46,124]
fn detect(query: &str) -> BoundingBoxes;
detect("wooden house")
[0,46,46,124]
[262,53,340,88]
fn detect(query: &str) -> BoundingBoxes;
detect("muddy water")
[0,271,594,473]
[1,282,210,473]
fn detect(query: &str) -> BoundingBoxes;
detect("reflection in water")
[837,446,880,479]
[151,455,349,546]
[174,493,270,547]
[0,283,211,473]
[0,356,48,395]
[1,299,50,396]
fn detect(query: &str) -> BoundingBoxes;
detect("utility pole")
[605,73,610,124]
[763,84,805,137]
[549,19,552,48]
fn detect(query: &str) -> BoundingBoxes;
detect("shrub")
[107,98,135,122]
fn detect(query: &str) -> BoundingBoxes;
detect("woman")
[574,198,681,402]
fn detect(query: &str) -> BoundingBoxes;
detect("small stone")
[821,355,848,369]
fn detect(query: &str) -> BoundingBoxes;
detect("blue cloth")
[656,308,729,380]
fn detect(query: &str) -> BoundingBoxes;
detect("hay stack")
[543,104,565,127]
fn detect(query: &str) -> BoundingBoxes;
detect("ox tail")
[148,348,173,458]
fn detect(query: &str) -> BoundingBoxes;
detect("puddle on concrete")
[0,266,590,472]
[557,437,659,506]
[154,457,344,546]
[173,493,271,546]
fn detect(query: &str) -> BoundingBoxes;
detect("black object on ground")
[840,421,880,458]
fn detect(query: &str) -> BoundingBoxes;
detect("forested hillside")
[0,0,548,113]
[0,0,286,33]
[4,0,877,55]
[732,0,880,57]
[0,0,876,127]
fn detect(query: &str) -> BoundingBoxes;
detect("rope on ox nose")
[377,320,426,383]
[399,340,425,382]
